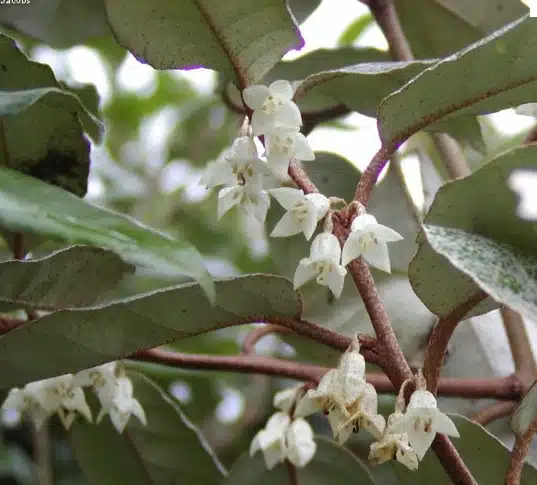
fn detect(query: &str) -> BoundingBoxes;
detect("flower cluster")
[250,386,317,469]
[202,79,403,299]
[256,339,460,472]
[2,362,146,433]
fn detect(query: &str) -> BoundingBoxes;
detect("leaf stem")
[241,324,293,354]
[505,417,537,485]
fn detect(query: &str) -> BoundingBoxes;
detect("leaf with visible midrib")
[378,16,537,146]
[104,0,303,84]
[0,246,134,311]
[0,274,300,389]
[71,371,226,485]
[0,166,214,301]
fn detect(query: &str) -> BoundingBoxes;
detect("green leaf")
[225,435,375,484]
[0,35,98,196]
[377,16,537,146]
[393,415,537,484]
[338,14,374,46]
[409,145,537,318]
[424,225,537,321]
[71,371,225,485]
[0,245,133,310]
[0,274,300,388]
[394,0,527,58]
[0,0,112,47]
[104,0,303,84]
[511,381,537,437]
[0,166,214,300]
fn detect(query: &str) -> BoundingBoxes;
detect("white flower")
[250,412,316,470]
[341,213,403,272]
[333,383,386,444]
[508,170,537,221]
[369,431,419,471]
[2,387,50,429]
[25,374,92,429]
[264,127,314,179]
[74,362,118,407]
[269,188,329,240]
[286,418,316,467]
[97,376,147,433]
[218,180,270,223]
[294,369,343,419]
[389,390,459,460]
[242,80,302,136]
[293,232,347,298]
[250,411,291,469]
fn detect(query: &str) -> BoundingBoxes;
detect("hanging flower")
[264,127,314,179]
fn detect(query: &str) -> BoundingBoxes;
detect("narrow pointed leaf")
[0,246,134,310]
[0,274,300,388]
[378,16,537,146]
[104,0,304,84]
[225,436,374,484]
[0,166,214,300]
[409,145,537,318]
[71,371,226,485]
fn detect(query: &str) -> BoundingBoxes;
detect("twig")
[286,460,299,485]
[432,435,477,485]
[353,145,396,206]
[505,417,537,485]
[288,160,320,194]
[423,290,489,393]
[430,132,470,180]
[242,324,293,354]
[500,306,537,392]
[472,401,518,427]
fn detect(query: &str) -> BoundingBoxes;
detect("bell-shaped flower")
[269,188,329,240]
[369,431,419,471]
[508,170,537,221]
[293,232,347,298]
[341,213,403,272]
[97,376,147,433]
[242,80,302,135]
[334,383,385,444]
[26,374,92,429]
[294,369,343,419]
[264,127,314,179]
[388,389,459,460]
[2,387,51,429]
[74,362,118,408]
[286,418,317,467]
[250,411,291,469]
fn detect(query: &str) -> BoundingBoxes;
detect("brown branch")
[242,324,293,354]
[432,435,477,485]
[472,401,518,427]
[423,290,489,394]
[505,418,537,485]
[288,160,320,194]
[286,460,299,485]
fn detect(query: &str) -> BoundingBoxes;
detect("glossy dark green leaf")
[378,16,537,146]
[409,145,537,318]
[0,274,300,388]
[395,0,527,58]
[71,372,225,485]
[0,245,133,310]
[393,415,537,484]
[104,0,303,84]
[224,436,375,484]
[0,0,112,47]
[0,166,214,300]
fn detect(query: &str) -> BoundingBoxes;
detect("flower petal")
[242,85,269,110]
[305,193,329,221]
[293,260,316,290]
[309,232,341,263]
[272,101,302,130]
[350,213,378,232]
[405,426,435,461]
[325,264,346,298]
[301,206,319,241]
[269,80,294,100]
[251,110,275,136]
[292,132,315,160]
[270,211,302,238]
[269,187,304,209]
[363,243,392,273]
[370,224,404,243]
[432,411,460,438]
[266,151,291,179]
[341,232,363,267]
[217,186,242,219]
